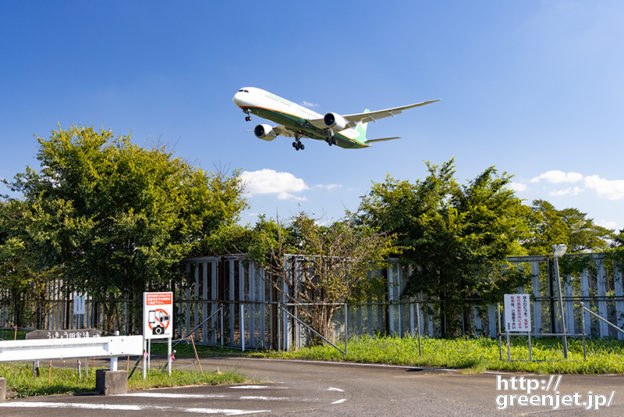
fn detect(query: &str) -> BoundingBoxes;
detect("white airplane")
[232,87,439,150]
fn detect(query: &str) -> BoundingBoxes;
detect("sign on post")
[143,292,173,339]
[143,291,174,378]
[504,294,531,332]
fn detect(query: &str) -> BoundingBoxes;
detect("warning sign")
[143,291,173,340]
[504,293,532,332]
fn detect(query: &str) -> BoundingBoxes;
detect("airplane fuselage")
[232,87,368,149]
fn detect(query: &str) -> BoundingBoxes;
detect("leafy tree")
[239,213,394,341]
[0,200,52,327]
[523,200,569,255]
[559,207,613,253]
[524,200,614,254]
[5,126,246,331]
[357,159,530,336]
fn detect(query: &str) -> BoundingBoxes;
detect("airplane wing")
[342,100,440,127]
[365,136,401,143]
[307,99,439,129]
[272,125,296,138]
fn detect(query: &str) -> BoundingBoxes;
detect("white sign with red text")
[504,294,532,332]
[143,292,173,340]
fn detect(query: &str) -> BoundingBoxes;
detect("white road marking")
[230,385,287,390]
[122,392,290,401]
[120,393,228,399]
[0,402,269,415]
[327,387,344,392]
[121,392,292,401]
[239,396,290,401]
[332,398,347,405]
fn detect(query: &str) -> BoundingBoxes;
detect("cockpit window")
[238,89,249,93]
[238,89,243,92]
[243,89,249,93]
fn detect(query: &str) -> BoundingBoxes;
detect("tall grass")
[252,335,624,374]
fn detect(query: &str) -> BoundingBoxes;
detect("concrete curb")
[96,370,128,395]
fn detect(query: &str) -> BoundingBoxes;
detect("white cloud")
[584,175,624,200]
[508,182,527,192]
[549,186,584,197]
[531,170,584,184]
[313,183,343,191]
[596,219,619,230]
[302,101,319,108]
[277,192,307,201]
[240,169,309,198]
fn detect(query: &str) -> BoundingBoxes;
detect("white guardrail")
[0,336,143,371]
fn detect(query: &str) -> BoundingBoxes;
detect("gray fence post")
[596,256,609,337]
[531,261,542,334]
[211,261,217,345]
[229,259,235,345]
[581,268,592,337]
[564,275,575,335]
[489,305,497,338]
[614,263,624,340]
[202,262,208,344]
[239,260,245,349]
[387,264,395,335]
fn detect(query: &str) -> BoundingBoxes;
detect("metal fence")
[3,253,624,347]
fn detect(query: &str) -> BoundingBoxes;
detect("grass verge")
[247,335,624,374]
[0,363,245,398]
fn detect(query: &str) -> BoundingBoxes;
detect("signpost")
[143,292,173,377]
[73,295,85,328]
[503,293,532,361]
[504,294,531,332]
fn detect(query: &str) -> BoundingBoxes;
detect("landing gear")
[324,128,336,146]
[243,109,251,122]
[292,134,304,151]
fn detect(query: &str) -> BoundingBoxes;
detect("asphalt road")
[1,357,624,416]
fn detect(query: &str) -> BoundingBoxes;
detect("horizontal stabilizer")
[366,136,401,143]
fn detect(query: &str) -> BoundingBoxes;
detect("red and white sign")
[504,294,532,332]
[143,292,173,340]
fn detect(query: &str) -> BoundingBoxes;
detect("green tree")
[230,213,394,341]
[6,126,246,331]
[0,200,52,327]
[524,200,614,254]
[559,207,613,253]
[284,214,394,340]
[357,159,530,336]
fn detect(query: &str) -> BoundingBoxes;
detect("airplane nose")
[232,92,240,106]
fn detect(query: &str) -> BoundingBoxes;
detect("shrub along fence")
[2,253,623,348]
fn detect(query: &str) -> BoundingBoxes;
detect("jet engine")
[323,112,348,130]
[254,124,277,141]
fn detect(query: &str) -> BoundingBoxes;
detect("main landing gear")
[324,129,336,146]
[292,134,304,151]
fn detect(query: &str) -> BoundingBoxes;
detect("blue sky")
[1,1,623,230]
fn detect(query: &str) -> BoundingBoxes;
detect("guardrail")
[0,336,143,371]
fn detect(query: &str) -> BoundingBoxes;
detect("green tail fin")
[354,109,370,142]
